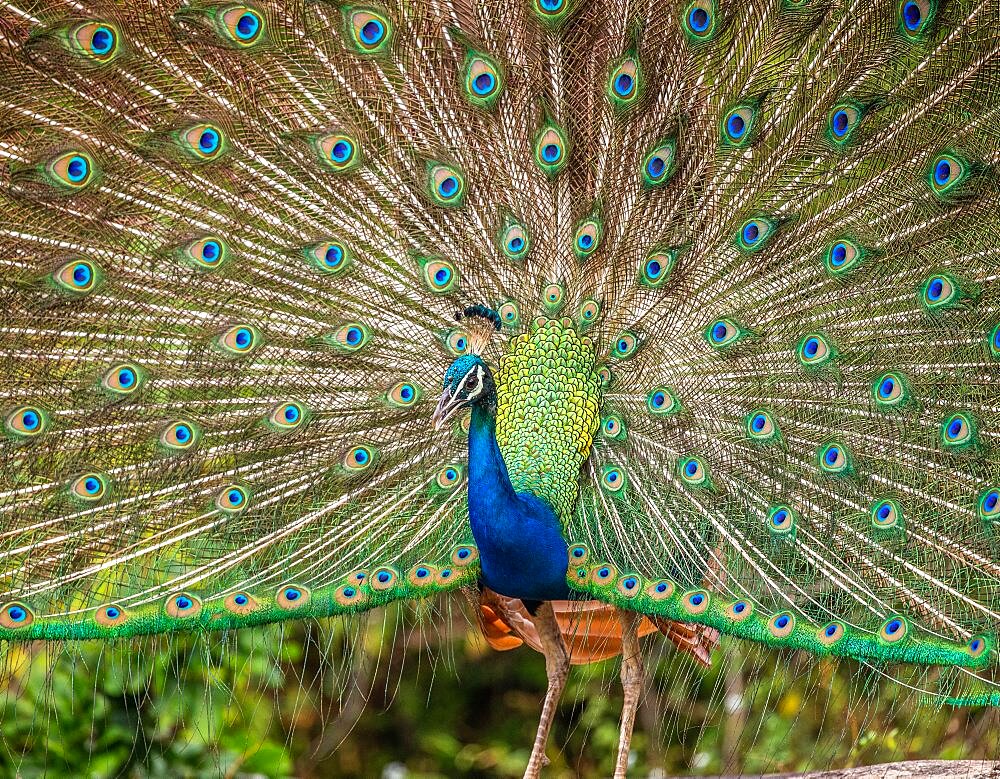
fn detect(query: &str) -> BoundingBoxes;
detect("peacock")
[1,0,999,774]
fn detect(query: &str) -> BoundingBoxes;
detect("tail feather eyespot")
[5,406,48,439]
[0,602,34,629]
[682,589,710,615]
[53,259,100,294]
[165,592,202,619]
[345,7,393,53]
[95,604,128,627]
[276,584,310,610]
[768,611,796,638]
[534,124,569,176]
[70,21,120,62]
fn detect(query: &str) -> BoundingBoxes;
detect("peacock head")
[432,354,496,430]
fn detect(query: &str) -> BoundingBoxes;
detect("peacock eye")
[70,21,120,62]
[534,123,569,176]
[315,133,360,173]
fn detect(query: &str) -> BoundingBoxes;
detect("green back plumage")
[0,0,998,719]
[495,317,601,523]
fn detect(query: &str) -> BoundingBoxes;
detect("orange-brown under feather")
[476,590,720,667]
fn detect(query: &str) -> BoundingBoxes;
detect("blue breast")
[466,406,570,601]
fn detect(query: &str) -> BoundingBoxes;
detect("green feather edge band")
[0,547,479,641]
[566,546,992,671]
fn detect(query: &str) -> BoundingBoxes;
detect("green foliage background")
[1,601,996,778]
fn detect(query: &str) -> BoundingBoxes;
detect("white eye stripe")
[465,365,484,397]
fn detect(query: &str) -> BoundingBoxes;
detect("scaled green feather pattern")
[495,318,601,523]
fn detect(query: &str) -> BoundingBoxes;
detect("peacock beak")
[431,388,461,431]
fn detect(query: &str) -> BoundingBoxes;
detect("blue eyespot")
[824,446,839,465]
[66,155,89,182]
[772,509,787,526]
[508,236,524,252]
[886,619,902,635]
[117,368,135,388]
[434,267,451,285]
[622,577,637,590]
[775,615,790,629]
[72,263,92,287]
[105,606,120,619]
[175,596,192,610]
[455,337,466,350]
[233,594,248,606]
[174,424,191,443]
[400,385,414,401]
[689,592,704,606]
[416,567,429,578]
[803,337,820,358]
[876,503,892,522]
[21,411,39,430]
[8,606,26,622]
[346,327,362,345]
[647,157,665,178]
[325,244,343,267]
[236,12,260,40]
[825,624,838,637]
[598,567,611,578]
[879,377,895,398]
[689,7,710,32]
[985,491,999,513]
[473,72,495,95]
[902,1,921,31]
[934,159,951,187]
[733,601,746,614]
[656,582,668,593]
[685,460,698,477]
[711,323,728,342]
[234,328,252,349]
[378,571,391,583]
[742,221,760,245]
[830,242,847,266]
[284,587,300,601]
[438,176,458,198]
[652,391,666,407]
[331,140,353,163]
[614,74,634,97]
[457,547,471,559]
[91,26,114,54]
[202,240,220,262]
[84,477,101,494]
[227,489,244,506]
[645,258,663,279]
[752,414,767,432]
[572,548,585,558]
[199,129,219,153]
[831,110,849,138]
[542,143,561,163]
[928,277,944,300]
[947,418,964,439]
[540,0,563,10]
[727,114,746,139]
[360,19,384,45]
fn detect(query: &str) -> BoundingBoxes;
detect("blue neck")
[466,404,570,602]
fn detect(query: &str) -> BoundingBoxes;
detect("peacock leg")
[523,601,569,779]
[614,609,644,779]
